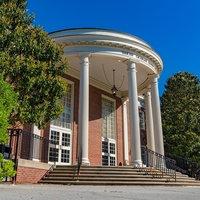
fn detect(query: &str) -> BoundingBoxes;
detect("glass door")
[49,128,71,165]
[102,138,116,166]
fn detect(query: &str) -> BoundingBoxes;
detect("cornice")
[60,40,162,75]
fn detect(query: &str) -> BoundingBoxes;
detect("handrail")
[22,130,56,144]
[165,152,200,179]
[7,128,57,164]
[77,147,82,180]
[196,168,200,180]
[141,147,177,181]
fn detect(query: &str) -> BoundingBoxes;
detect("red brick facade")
[16,166,47,184]
[18,74,146,166]
[57,75,145,165]
[55,74,129,166]
[14,74,146,183]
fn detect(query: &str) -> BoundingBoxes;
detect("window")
[102,97,115,139]
[51,84,72,129]
[49,147,58,162]
[50,130,59,145]
[139,110,145,130]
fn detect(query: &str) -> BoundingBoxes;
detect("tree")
[0,0,68,129]
[0,76,17,182]
[161,72,200,164]
[0,75,17,144]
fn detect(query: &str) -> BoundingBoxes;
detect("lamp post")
[111,70,118,96]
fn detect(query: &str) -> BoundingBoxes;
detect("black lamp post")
[111,70,118,96]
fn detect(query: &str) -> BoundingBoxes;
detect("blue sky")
[27,0,200,95]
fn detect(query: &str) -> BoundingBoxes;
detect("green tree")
[0,76,17,182]
[0,0,68,129]
[0,75,17,143]
[161,72,200,164]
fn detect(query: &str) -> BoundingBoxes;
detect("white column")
[127,61,142,167]
[151,77,164,156]
[78,55,90,165]
[144,91,155,152]
[122,97,129,165]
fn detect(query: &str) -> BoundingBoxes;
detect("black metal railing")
[196,168,200,180]
[77,147,82,179]
[21,130,56,163]
[141,147,177,181]
[7,128,57,169]
[166,152,200,179]
[6,128,58,183]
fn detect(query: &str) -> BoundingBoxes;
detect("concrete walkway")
[0,184,200,200]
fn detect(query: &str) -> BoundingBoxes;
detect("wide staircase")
[38,165,200,186]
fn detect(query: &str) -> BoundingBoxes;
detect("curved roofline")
[49,27,153,49]
[49,27,133,36]
[49,27,163,73]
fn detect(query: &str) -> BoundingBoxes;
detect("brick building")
[13,28,164,183]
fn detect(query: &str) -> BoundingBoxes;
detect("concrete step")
[49,170,164,175]
[39,165,200,186]
[47,173,167,178]
[39,180,200,186]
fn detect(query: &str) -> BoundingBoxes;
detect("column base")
[123,160,129,166]
[130,160,143,168]
[81,158,90,166]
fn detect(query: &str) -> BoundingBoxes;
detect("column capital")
[79,53,91,58]
[142,87,152,96]
[124,58,138,66]
[80,54,90,65]
[126,61,138,73]
[144,90,151,98]
[152,76,158,83]
[121,97,128,103]
[151,76,162,85]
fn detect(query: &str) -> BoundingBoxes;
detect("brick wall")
[18,74,145,167]
[116,97,124,165]
[16,166,47,184]
[88,85,102,165]
[16,159,51,184]
[62,75,125,166]
[40,74,125,166]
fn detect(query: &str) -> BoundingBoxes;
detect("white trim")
[31,125,40,136]
[122,98,129,165]
[101,137,117,166]
[18,158,51,170]
[49,127,72,165]
[101,94,116,103]
[30,125,41,161]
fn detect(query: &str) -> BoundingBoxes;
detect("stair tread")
[38,180,200,186]
[39,166,200,186]
[41,177,197,183]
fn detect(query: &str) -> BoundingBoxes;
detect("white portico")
[49,28,164,167]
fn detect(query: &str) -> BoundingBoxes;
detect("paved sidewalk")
[0,184,200,200]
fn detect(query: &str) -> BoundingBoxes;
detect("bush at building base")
[0,153,16,182]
